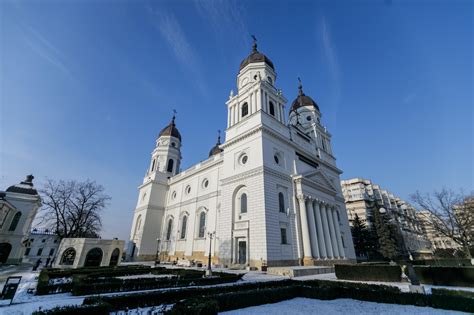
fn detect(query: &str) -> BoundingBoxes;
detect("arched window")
[60,247,76,265]
[167,159,174,173]
[8,212,21,231]
[166,218,173,241]
[240,193,247,214]
[151,159,156,172]
[180,215,187,239]
[109,248,120,266]
[278,192,285,213]
[241,102,249,117]
[269,102,275,116]
[198,212,206,238]
[133,215,142,240]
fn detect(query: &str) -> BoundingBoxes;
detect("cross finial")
[171,109,177,124]
[297,77,303,95]
[217,129,221,144]
[251,35,257,52]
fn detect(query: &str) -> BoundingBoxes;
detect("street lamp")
[155,238,161,266]
[206,231,216,277]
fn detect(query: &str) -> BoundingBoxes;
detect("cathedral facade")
[128,42,356,269]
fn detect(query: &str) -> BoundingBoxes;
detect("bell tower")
[225,37,287,140]
[127,114,182,261]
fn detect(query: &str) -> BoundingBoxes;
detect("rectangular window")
[25,248,31,256]
[280,228,288,244]
[37,248,43,256]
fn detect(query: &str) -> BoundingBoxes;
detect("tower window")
[166,218,173,241]
[185,185,191,195]
[151,159,156,172]
[240,193,247,214]
[241,103,249,117]
[269,102,275,116]
[274,154,280,165]
[239,154,248,165]
[267,76,273,85]
[180,215,187,239]
[171,142,176,147]
[198,212,206,238]
[278,192,285,213]
[202,179,209,189]
[306,116,311,121]
[8,212,21,231]
[171,191,177,199]
[167,159,174,173]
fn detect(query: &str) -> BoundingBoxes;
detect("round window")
[202,179,209,188]
[306,116,311,121]
[240,154,248,165]
[274,155,279,164]
[171,142,176,147]
[185,186,191,194]
[171,191,177,199]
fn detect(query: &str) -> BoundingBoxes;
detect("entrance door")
[84,248,103,267]
[0,243,12,263]
[238,241,247,264]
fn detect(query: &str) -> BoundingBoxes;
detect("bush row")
[32,279,474,315]
[334,264,402,282]
[36,266,204,295]
[411,259,472,267]
[414,266,474,287]
[71,272,243,296]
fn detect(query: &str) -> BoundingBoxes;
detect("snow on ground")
[220,297,466,315]
[116,274,175,280]
[0,263,473,315]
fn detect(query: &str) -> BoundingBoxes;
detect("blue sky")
[1,0,472,241]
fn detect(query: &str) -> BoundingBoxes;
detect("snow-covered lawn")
[220,297,466,315]
[116,274,175,280]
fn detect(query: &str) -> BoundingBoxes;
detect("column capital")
[297,194,307,201]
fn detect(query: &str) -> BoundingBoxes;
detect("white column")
[306,199,320,258]
[234,105,239,125]
[249,93,254,114]
[227,107,231,127]
[333,208,345,258]
[321,203,334,258]
[280,104,285,124]
[327,206,340,258]
[255,90,259,111]
[298,196,312,259]
[314,201,327,258]
[230,106,234,126]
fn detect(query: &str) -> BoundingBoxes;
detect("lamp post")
[206,231,216,277]
[154,238,161,266]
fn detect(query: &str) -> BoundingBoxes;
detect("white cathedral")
[128,41,356,269]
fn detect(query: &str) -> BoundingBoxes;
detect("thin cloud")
[319,17,342,107]
[20,24,73,78]
[194,0,249,48]
[147,7,208,97]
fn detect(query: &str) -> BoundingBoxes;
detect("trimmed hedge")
[411,259,472,267]
[414,266,474,287]
[71,272,243,295]
[32,279,474,314]
[335,264,402,282]
[432,288,474,299]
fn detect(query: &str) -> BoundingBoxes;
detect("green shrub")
[414,266,474,287]
[335,264,402,282]
[411,259,472,267]
[432,288,474,299]
[167,299,219,315]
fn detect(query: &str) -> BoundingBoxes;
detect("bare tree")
[411,189,473,258]
[39,179,111,238]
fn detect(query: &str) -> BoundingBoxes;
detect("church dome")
[208,132,223,157]
[159,115,181,141]
[289,80,320,113]
[6,175,38,195]
[239,40,274,71]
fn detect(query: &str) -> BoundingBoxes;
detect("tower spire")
[216,129,221,144]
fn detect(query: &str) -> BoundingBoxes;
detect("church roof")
[208,132,223,157]
[159,115,182,141]
[6,175,38,195]
[289,80,320,113]
[239,40,274,71]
